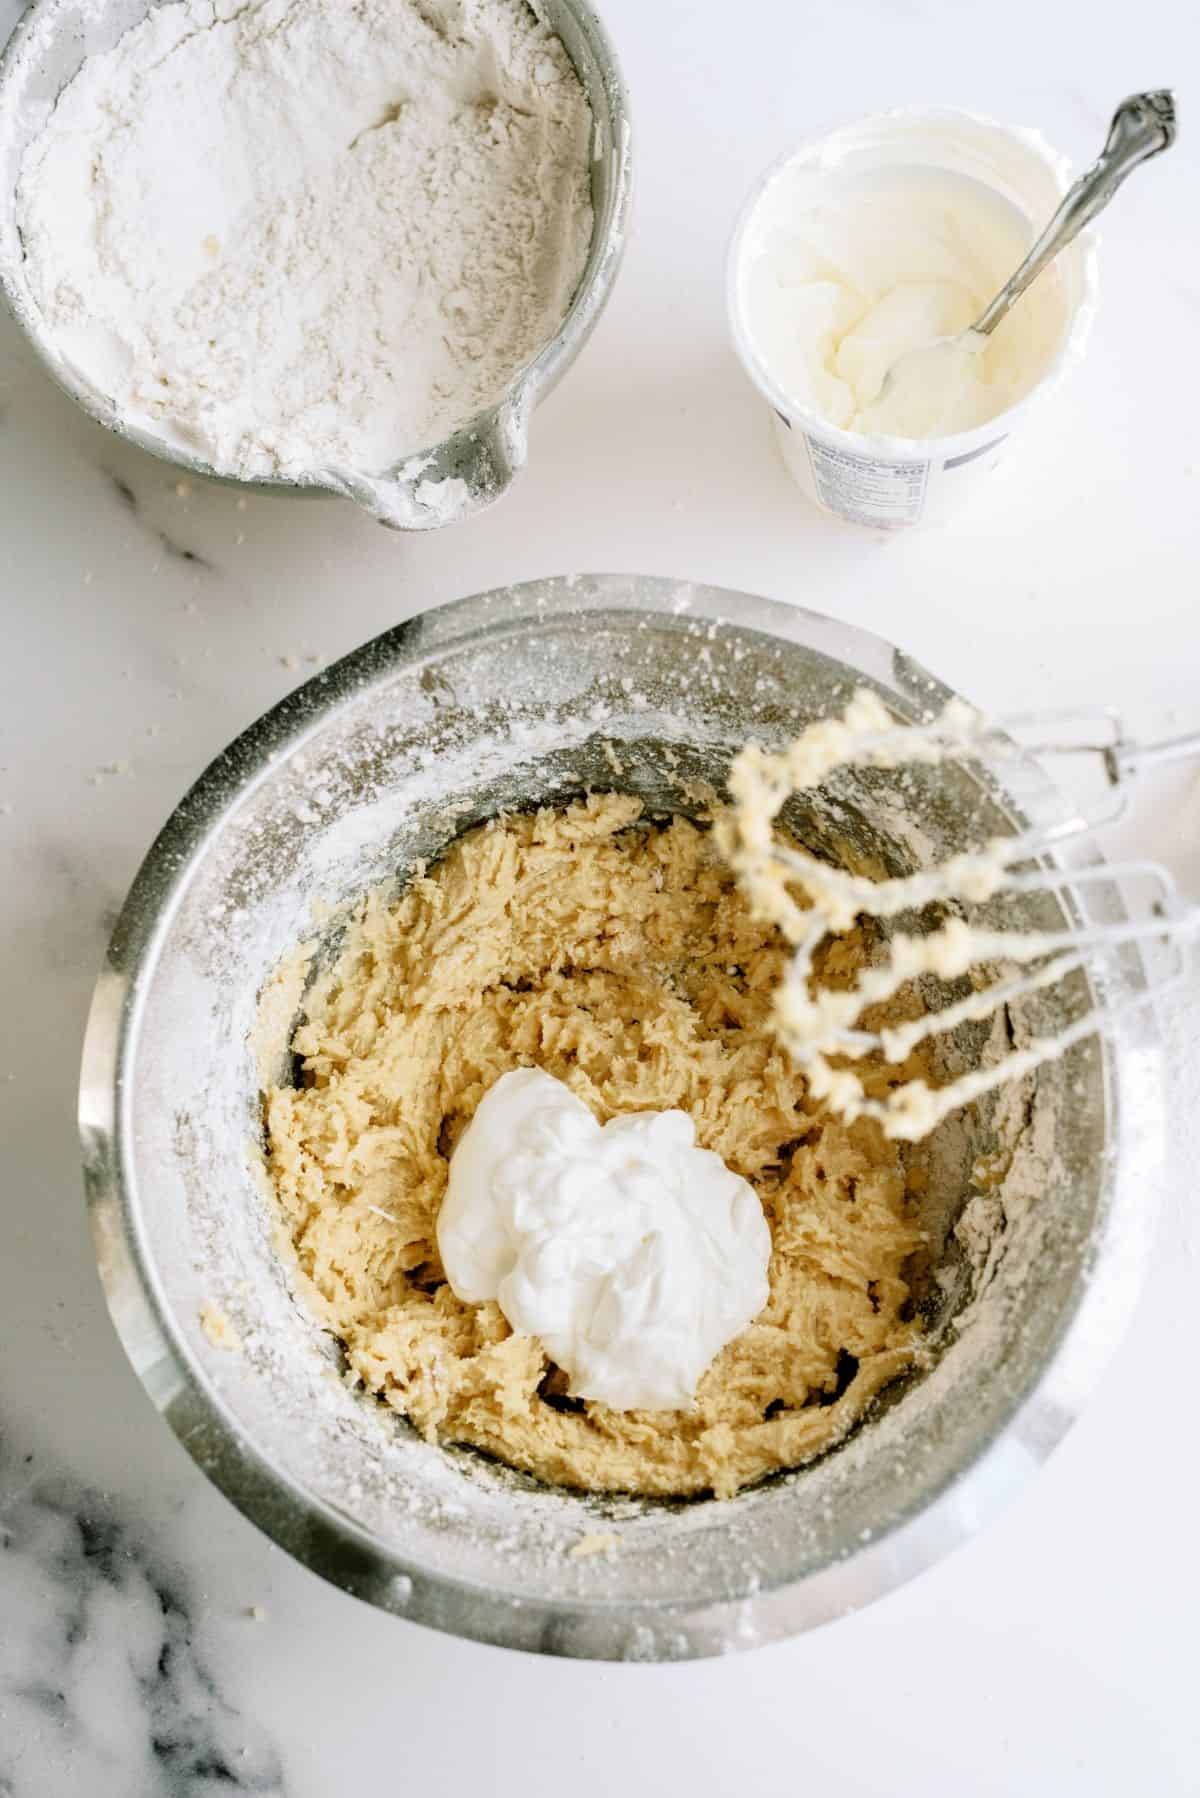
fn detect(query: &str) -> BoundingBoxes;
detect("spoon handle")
[973,91,1176,338]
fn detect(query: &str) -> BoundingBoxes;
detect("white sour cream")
[436,1069,771,1411]
[738,162,1071,440]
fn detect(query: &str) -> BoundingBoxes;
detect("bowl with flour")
[79,575,1161,1658]
[0,0,630,527]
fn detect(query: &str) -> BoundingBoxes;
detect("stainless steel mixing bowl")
[79,576,1162,1659]
[0,0,631,528]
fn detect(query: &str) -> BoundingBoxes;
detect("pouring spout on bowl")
[317,392,532,530]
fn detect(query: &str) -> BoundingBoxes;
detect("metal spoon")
[871,91,1177,419]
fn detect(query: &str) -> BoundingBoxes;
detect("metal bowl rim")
[78,574,1163,1658]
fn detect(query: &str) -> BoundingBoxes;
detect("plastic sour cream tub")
[728,109,1098,530]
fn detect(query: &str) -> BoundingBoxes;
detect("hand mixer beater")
[723,691,1200,1141]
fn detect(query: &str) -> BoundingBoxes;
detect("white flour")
[15,0,593,479]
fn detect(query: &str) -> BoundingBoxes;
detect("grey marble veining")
[0,1428,285,1798]
[100,469,221,575]
[0,1,28,52]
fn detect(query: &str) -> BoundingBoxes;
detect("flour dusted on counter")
[437,1069,771,1412]
[15,0,593,478]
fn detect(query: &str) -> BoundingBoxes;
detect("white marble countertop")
[2,0,1198,1791]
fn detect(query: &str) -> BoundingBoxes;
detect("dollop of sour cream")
[436,1069,771,1411]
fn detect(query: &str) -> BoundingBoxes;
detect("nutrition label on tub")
[802,434,929,527]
